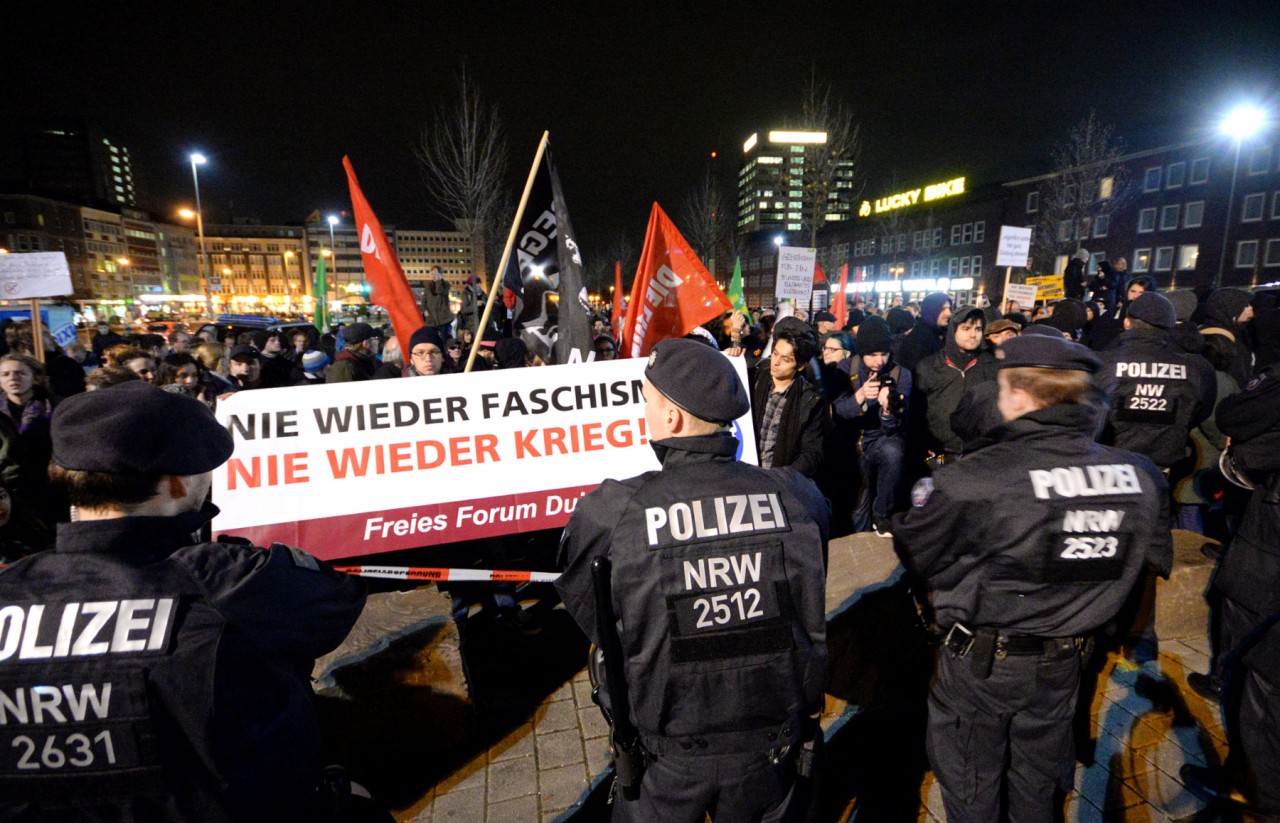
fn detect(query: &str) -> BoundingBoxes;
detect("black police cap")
[645,338,749,424]
[1127,292,1177,329]
[52,382,234,475]
[995,334,1100,373]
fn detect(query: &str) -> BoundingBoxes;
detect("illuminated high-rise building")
[736,130,858,235]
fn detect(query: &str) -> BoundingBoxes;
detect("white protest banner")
[995,226,1033,268]
[774,246,816,304]
[0,252,73,299]
[1004,283,1038,308]
[211,356,757,561]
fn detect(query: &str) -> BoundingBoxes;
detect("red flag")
[813,263,827,286]
[342,156,425,357]
[612,260,624,339]
[620,203,733,359]
[832,264,849,330]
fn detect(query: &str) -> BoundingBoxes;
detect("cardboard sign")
[774,246,817,304]
[1025,274,1065,301]
[995,226,1033,268]
[1003,283,1039,308]
[211,356,758,560]
[0,253,73,299]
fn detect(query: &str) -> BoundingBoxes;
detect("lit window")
[1153,247,1174,272]
[1137,208,1156,233]
[1026,192,1039,213]
[1243,193,1265,222]
[1249,146,1271,175]
[1133,249,1152,272]
[1165,163,1185,189]
[1098,177,1114,200]
[1160,205,1180,230]
[1057,220,1074,242]
[1184,201,1205,228]
[1143,167,1161,192]
[1236,240,1259,267]
[1189,157,1210,185]
[1177,245,1199,270]
[1265,239,1280,267]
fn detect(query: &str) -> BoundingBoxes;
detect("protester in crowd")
[6,322,86,397]
[372,335,404,379]
[1200,287,1255,386]
[193,341,234,398]
[116,347,158,384]
[252,329,294,388]
[983,318,1020,351]
[898,292,953,371]
[593,335,618,361]
[893,334,1171,823]
[472,337,497,370]
[556,338,828,822]
[496,337,532,369]
[458,274,483,334]
[1064,247,1090,300]
[1090,259,1122,309]
[0,352,60,544]
[1090,274,1155,351]
[296,350,329,385]
[327,322,380,382]
[0,382,367,820]
[752,318,829,478]
[169,329,192,354]
[1249,288,1280,372]
[421,266,456,338]
[404,327,448,377]
[226,345,264,392]
[913,306,994,461]
[156,352,204,399]
[835,317,911,537]
[814,310,837,336]
[85,366,142,391]
[90,320,125,357]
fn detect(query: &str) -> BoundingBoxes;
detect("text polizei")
[0,599,176,663]
[1028,465,1143,500]
[1115,362,1187,380]
[645,493,788,547]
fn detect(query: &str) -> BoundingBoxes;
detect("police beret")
[344,322,377,344]
[1022,323,1068,338]
[645,338,749,424]
[1128,292,1176,329]
[228,344,259,361]
[995,335,1100,373]
[52,382,234,475]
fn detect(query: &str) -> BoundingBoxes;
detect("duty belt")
[639,719,802,756]
[943,622,1085,659]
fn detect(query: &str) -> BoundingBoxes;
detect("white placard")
[0,252,74,299]
[1003,283,1039,308]
[211,356,757,561]
[995,226,1033,268]
[774,246,817,304]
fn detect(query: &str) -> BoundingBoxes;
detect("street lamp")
[188,153,213,319]
[326,215,340,313]
[117,257,131,300]
[1215,105,1267,287]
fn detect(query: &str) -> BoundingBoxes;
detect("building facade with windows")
[737,130,1280,310]
[736,129,858,235]
[18,118,136,208]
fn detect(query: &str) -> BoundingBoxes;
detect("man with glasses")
[406,326,448,376]
[593,335,618,361]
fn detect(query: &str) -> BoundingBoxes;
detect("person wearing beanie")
[844,307,866,335]
[814,310,837,336]
[295,349,329,385]
[327,322,380,383]
[898,292,953,371]
[555,338,828,823]
[401,326,448,377]
[893,332,1171,823]
[832,316,913,537]
[1200,287,1255,386]
[0,382,365,819]
[913,306,997,460]
[1064,247,1091,301]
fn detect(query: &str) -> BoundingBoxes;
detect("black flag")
[502,147,593,364]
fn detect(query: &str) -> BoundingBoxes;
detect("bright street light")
[1220,105,1266,140]
[189,152,213,318]
[327,214,339,227]
[773,235,784,247]
[190,153,207,166]
[177,208,196,220]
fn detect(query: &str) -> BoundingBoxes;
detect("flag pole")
[465,130,550,374]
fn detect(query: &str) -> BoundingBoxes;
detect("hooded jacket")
[913,308,997,455]
[1199,287,1254,385]
[898,293,952,371]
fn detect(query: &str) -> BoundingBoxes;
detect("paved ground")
[322,530,1229,822]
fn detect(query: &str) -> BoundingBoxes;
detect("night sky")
[4,1,1278,258]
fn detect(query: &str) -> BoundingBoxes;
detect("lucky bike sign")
[211,356,756,560]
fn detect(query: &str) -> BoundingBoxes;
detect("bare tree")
[680,168,730,276]
[415,68,510,278]
[799,74,863,246]
[1029,110,1130,273]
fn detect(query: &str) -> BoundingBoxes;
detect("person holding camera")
[834,316,912,537]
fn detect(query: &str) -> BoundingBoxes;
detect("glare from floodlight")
[327,215,339,226]
[190,153,207,165]
[773,235,784,247]
[1221,105,1266,140]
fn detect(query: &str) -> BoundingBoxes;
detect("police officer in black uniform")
[0,381,366,822]
[556,338,829,823]
[892,335,1172,823]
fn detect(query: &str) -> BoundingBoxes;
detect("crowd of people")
[0,266,1277,819]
